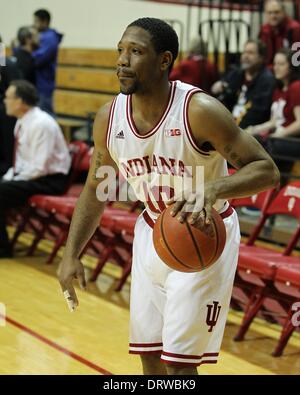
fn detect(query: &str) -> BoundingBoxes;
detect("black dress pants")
[0,173,68,249]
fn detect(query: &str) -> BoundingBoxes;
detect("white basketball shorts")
[129,205,240,367]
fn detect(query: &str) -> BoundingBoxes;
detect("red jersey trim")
[162,351,219,359]
[130,342,163,347]
[161,351,219,366]
[183,88,211,156]
[106,97,117,150]
[126,81,177,139]
[162,359,218,367]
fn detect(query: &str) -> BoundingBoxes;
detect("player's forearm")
[250,119,275,134]
[281,121,300,136]
[210,159,280,200]
[63,185,106,259]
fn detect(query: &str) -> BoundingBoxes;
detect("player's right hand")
[58,257,86,312]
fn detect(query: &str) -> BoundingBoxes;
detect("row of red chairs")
[9,141,140,291]
[231,182,300,357]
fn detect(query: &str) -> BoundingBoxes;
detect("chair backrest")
[231,188,276,212]
[264,182,300,254]
[246,182,300,253]
[78,146,93,171]
[265,182,300,220]
[64,141,89,193]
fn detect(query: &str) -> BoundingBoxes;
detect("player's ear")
[160,51,173,71]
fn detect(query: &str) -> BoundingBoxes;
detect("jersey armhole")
[106,97,117,151]
[183,88,210,157]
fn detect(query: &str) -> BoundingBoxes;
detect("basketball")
[153,204,226,272]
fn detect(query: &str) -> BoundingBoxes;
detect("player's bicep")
[190,94,271,169]
[214,126,271,170]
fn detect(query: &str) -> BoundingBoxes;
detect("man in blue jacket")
[33,9,63,114]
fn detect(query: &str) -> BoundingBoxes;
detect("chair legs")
[234,287,266,341]
[89,244,115,282]
[272,309,297,357]
[10,207,32,250]
[115,257,132,292]
[46,230,68,264]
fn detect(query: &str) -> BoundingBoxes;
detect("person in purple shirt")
[33,9,63,115]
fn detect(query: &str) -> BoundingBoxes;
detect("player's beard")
[120,79,140,95]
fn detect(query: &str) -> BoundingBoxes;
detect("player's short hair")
[127,17,179,71]
[10,80,39,106]
[34,9,51,24]
[17,27,33,46]
[245,39,267,59]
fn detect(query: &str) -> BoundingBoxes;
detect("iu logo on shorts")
[206,301,221,332]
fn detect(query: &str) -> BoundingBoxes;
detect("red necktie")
[13,123,21,176]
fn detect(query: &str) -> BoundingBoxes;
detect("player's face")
[265,1,285,27]
[273,53,290,80]
[117,27,162,95]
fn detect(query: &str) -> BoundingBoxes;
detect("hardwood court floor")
[0,241,299,375]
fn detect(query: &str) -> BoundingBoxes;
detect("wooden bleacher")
[54,48,119,141]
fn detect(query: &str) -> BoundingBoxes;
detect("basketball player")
[58,18,280,375]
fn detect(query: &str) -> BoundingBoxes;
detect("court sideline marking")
[0,313,113,375]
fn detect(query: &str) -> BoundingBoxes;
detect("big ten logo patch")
[165,128,181,137]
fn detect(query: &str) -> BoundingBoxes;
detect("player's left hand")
[166,183,218,228]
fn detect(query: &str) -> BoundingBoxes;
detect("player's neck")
[130,80,172,136]
[132,80,171,119]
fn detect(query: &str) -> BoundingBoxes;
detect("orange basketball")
[153,204,226,272]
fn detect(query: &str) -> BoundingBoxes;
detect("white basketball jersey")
[107,80,228,220]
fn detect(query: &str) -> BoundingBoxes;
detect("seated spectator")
[259,0,300,68]
[169,38,218,91]
[32,9,63,114]
[246,48,300,138]
[246,48,300,183]
[211,39,275,129]
[13,26,39,85]
[0,36,22,177]
[0,80,71,257]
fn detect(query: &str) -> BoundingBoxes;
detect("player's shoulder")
[189,91,228,120]
[96,98,116,121]
[93,97,117,144]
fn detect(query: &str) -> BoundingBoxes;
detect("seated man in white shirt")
[0,80,71,258]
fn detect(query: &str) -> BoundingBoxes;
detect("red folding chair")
[87,212,138,291]
[65,146,93,197]
[230,188,276,310]
[272,265,300,356]
[233,182,300,346]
